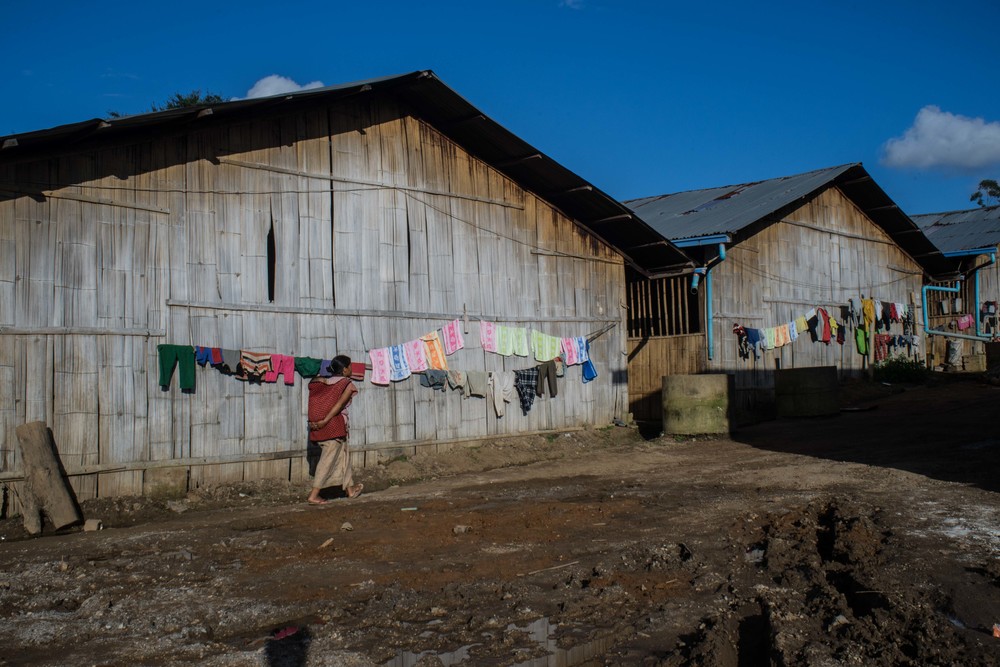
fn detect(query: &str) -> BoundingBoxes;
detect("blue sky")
[2,0,999,215]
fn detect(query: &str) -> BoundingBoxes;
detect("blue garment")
[581,341,597,383]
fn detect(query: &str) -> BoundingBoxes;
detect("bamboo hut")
[621,164,959,421]
[0,71,692,506]
[913,206,1000,371]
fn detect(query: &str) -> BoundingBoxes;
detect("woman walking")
[306,355,363,504]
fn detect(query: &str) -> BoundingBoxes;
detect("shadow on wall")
[730,377,1000,495]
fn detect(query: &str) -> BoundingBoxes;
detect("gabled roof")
[912,206,1000,254]
[0,70,692,276]
[624,163,957,279]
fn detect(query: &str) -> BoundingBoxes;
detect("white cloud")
[241,75,325,100]
[882,105,1000,170]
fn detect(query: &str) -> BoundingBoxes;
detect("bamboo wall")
[0,98,628,503]
[925,255,1000,368]
[625,187,928,422]
[707,187,926,412]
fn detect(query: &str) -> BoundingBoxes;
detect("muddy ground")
[1,377,999,666]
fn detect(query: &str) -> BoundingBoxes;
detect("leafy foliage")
[872,356,929,383]
[107,90,224,119]
[969,179,1000,208]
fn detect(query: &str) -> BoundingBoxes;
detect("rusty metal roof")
[0,70,692,276]
[912,206,1000,254]
[624,163,958,279]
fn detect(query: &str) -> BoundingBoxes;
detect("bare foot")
[347,484,364,499]
[307,498,328,505]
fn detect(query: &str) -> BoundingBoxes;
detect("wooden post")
[15,422,82,534]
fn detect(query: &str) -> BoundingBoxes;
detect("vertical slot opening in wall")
[267,216,276,303]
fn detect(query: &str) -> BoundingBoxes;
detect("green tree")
[969,179,1000,207]
[107,90,225,119]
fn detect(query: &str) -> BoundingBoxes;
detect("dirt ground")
[2,377,1000,666]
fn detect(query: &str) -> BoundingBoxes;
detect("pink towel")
[957,314,974,331]
[368,348,392,385]
[479,321,498,353]
[441,319,465,355]
[560,338,581,365]
[402,339,429,372]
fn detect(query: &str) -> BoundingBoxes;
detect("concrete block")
[662,374,733,435]
[143,467,188,499]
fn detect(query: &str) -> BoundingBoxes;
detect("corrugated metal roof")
[626,164,855,239]
[0,70,693,276]
[624,164,958,279]
[912,206,1000,254]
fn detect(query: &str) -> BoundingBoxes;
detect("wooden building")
[913,206,1000,370]
[0,71,692,504]
[621,164,958,420]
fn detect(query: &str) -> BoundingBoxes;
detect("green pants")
[158,344,196,391]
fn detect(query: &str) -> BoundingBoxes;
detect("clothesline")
[733,296,918,361]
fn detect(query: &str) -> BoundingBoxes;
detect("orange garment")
[421,331,449,370]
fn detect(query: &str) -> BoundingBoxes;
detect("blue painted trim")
[672,234,732,248]
[942,247,996,257]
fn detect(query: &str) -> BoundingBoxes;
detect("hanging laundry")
[554,356,565,378]
[862,299,876,329]
[420,369,449,391]
[466,371,489,398]
[581,341,598,384]
[733,324,751,360]
[514,368,540,414]
[447,370,467,392]
[264,354,296,386]
[957,314,975,331]
[350,362,367,381]
[295,357,322,378]
[560,337,585,365]
[511,327,530,356]
[489,371,515,416]
[855,327,868,356]
[158,344,195,390]
[368,348,392,385]
[763,327,776,350]
[402,339,429,372]
[874,334,891,362]
[774,324,790,348]
[745,328,762,359]
[218,349,241,375]
[817,308,832,344]
[788,321,799,342]
[441,319,465,355]
[479,321,499,353]
[794,315,809,335]
[194,346,223,367]
[387,344,411,381]
[836,321,845,345]
[496,325,514,356]
[536,360,558,397]
[828,316,839,342]
[236,351,272,382]
[532,330,561,362]
[880,303,892,331]
[421,331,449,370]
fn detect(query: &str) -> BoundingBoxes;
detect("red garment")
[817,308,832,343]
[350,362,367,381]
[308,378,354,441]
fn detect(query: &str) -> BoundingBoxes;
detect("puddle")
[382,617,614,667]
